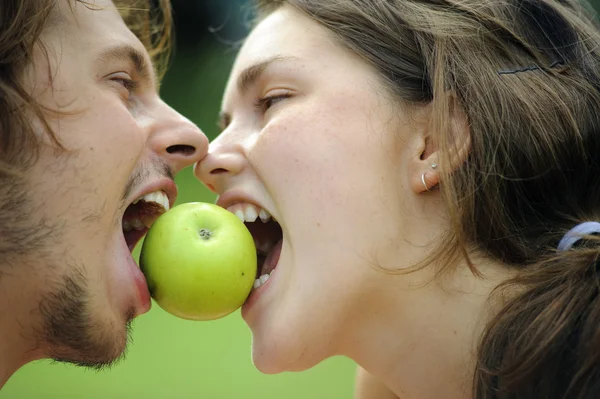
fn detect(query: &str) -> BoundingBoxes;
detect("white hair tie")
[557,221,600,251]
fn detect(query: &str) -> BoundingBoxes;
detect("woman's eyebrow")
[218,55,299,131]
[236,55,298,95]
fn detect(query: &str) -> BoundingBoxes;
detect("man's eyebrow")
[97,44,155,82]
[237,55,297,94]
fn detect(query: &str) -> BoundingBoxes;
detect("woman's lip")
[242,239,284,320]
[216,190,259,210]
[241,267,277,320]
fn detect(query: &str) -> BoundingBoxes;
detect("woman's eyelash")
[254,92,291,111]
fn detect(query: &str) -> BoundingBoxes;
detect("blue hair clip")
[557,221,600,251]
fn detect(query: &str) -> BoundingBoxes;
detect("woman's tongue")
[261,239,283,275]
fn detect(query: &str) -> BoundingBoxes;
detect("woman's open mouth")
[226,203,283,290]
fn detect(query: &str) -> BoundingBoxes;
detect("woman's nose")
[194,141,247,194]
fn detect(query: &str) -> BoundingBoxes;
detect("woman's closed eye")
[254,90,292,113]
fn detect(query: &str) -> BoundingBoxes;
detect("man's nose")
[149,101,209,174]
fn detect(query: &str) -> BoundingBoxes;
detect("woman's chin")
[252,357,284,375]
[250,337,324,375]
[250,340,289,374]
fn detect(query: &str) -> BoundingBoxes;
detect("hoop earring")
[421,173,430,192]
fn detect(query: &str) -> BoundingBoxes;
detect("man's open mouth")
[122,191,170,251]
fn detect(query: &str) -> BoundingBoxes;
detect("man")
[0,0,208,388]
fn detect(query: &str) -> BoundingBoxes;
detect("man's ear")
[409,94,471,194]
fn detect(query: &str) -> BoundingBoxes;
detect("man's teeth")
[133,191,170,211]
[253,273,271,289]
[123,191,170,232]
[226,203,272,223]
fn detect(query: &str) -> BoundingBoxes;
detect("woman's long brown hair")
[254,1,600,397]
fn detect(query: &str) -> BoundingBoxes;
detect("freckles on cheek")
[252,115,348,207]
[252,116,311,181]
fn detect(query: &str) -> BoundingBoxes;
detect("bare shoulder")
[354,366,399,399]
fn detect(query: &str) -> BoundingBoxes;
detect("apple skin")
[139,202,257,321]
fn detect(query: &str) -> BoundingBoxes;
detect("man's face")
[13,0,207,367]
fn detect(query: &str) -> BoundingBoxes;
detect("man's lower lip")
[127,247,151,316]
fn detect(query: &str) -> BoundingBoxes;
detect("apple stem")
[198,228,212,240]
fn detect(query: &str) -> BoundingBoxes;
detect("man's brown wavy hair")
[0,0,172,178]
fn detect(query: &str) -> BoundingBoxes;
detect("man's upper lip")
[128,179,177,209]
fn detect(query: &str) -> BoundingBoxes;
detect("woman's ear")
[409,94,471,194]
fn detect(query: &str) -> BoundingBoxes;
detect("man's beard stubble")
[2,156,173,370]
[1,177,134,371]
[0,177,55,266]
[39,266,136,370]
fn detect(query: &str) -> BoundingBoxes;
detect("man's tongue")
[262,239,282,275]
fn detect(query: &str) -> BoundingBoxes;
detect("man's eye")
[109,73,139,95]
[113,78,139,93]
[115,78,139,92]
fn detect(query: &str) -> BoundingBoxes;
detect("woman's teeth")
[253,273,271,289]
[226,203,272,223]
[259,208,270,222]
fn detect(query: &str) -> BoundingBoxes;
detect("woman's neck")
[344,258,511,399]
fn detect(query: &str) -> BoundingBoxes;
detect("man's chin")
[51,349,126,372]
[39,270,136,371]
[49,317,133,371]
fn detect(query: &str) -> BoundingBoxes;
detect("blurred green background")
[4,0,600,397]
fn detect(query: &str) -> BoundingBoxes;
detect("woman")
[195,0,600,397]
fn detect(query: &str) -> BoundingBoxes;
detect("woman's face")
[196,6,437,373]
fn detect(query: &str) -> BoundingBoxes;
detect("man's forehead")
[50,0,128,37]
[47,0,149,59]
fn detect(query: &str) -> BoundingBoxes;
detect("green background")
[3,0,600,397]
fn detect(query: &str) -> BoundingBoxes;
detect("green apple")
[139,202,257,321]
